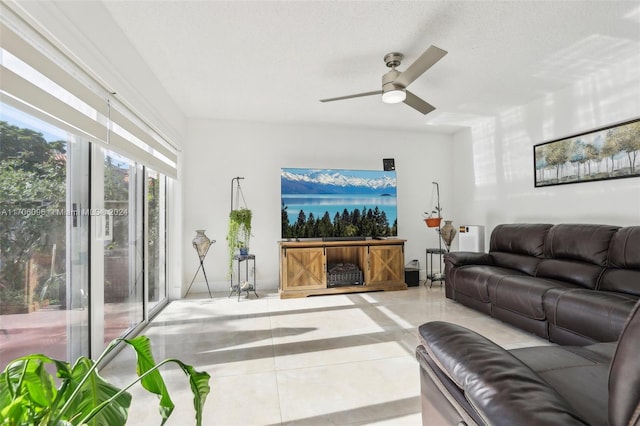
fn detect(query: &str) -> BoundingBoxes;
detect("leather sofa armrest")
[418,321,586,425]
[443,251,492,267]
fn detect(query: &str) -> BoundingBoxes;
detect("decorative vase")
[192,230,212,261]
[424,217,442,228]
[239,247,248,256]
[439,220,457,252]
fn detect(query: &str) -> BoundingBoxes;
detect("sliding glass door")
[1,10,173,366]
[101,150,144,347]
[0,106,170,367]
[0,105,89,368]
[147,168,166,312]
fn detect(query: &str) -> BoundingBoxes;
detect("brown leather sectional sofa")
[416,299,640,425]
[417,223,640,424]
[443,223,640,345]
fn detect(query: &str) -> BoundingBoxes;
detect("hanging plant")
[423,182,443,228]
[227,208,252,276]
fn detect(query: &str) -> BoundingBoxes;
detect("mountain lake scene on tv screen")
[281,168,398,239]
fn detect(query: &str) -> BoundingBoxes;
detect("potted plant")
[237,242,248,256]
[0,335,211,425]
[423,181,443,228]
[424,209,442,228]
[226,208,252,275]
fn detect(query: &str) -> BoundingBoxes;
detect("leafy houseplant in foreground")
[0,335,211,425]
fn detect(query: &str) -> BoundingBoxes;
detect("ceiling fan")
[320,45,447,115]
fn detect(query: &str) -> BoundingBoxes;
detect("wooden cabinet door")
[281,247,326,290]
[366,245,404,285]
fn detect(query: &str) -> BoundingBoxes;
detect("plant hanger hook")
[230,176,248,211]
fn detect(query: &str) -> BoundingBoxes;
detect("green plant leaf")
[0,335,210,426]
[59,357,131,426]
[0,395,27,424]
[125,335,175,423]
[0,355,60,424]
[107,337,211,426]
[175,362,211,426]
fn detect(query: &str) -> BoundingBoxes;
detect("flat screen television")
[280,168,398,239]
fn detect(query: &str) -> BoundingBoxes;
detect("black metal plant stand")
[229,253,258,301]
[227,176,257,301]
[426,225,447,288]
[425,181,446,288]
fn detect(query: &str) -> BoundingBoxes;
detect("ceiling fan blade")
[394,45,447,88]
[320,91,381,102]
[403,90,435,115]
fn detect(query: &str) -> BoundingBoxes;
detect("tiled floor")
[101,284,550,425]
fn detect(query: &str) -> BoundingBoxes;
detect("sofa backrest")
[536,224,620,289]
[608,299,640,426]
[489,224,553,275]
[599,226,640,297]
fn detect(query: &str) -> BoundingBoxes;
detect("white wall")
[451,56,640,250]
[182,120,453,294]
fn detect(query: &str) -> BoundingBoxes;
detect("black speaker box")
[405,268,420,286]
[383,158,395,171]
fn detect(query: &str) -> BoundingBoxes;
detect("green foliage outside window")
[0,121,66,309]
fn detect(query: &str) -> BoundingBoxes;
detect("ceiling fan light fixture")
[382,88,406,104]
[320,45,447,115]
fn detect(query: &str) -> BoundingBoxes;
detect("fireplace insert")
[327,263,363,287]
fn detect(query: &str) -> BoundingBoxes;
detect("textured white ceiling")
[100,1,640,133]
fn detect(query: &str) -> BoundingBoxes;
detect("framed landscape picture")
[534,118,640,187]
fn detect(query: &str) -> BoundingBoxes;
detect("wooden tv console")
[278,239,408,298]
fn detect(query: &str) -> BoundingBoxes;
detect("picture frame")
[534,118,640,187]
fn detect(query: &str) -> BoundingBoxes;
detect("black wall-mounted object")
[383,158,395,171]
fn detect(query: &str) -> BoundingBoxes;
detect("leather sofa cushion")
[488,275,579,320]
[601,226,640,295]
[543,289,638,343]
[544,224,619,266]
[451,265,526,303]
[609,300,640,426]
[511,343,616,369]
[418,321,585,425]
[536,258,604,289]
[490,223,552,256]
[443,251,491,267]
[510,344,614,426]
[607,226,640,268]
[600,269,640,296]
[491,251,542,275]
